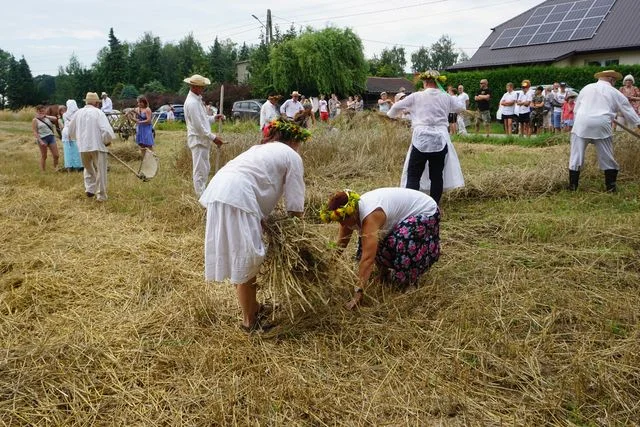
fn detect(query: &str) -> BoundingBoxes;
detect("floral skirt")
[359,212,440,288]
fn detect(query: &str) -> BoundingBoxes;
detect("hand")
[214,114,225,121]
[344,291,363,310]
[39,140,46,147]
[213,136,223,147]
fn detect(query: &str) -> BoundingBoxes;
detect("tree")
[0,49,13,109]
[175,34,207,81]
[99,28,127,94]
[375,46,406,77]
[207,37,238,84]
[429,35,459,70]
[127,32,163,89]
[142,80,167,94]
[411,46,431,73]
[121,84,139,99]
[6,56,36,109]
[267,27,368,97]
[34,74,56,104]
[55,54,96,105]
[238,43,251,61]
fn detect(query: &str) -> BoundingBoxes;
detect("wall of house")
[554,50,640,67]
[236,62,250,84]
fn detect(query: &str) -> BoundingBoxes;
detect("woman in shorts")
[32,105,60,171]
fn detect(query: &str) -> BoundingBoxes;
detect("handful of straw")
[260,215,356,319]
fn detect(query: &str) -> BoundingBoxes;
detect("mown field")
[1,113,639,425]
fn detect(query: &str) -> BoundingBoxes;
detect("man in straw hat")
[568,70,640,192]
[183,74,224,197]
[260,92,281,131]
[68,92,116,201]
[280,91,304,119]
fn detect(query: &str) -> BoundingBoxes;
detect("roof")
[365,77,415,94]
[449,0,640,71]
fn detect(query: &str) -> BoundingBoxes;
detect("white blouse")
[358,187,438,234]
[199,142,305,218]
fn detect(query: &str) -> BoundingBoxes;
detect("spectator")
[318,94,329,122]
[346,96,356,111]
[447,85,458,135]
[166,105,175,122]
[517,80,533,137]
[100,92,113,113]
[474,79,492,136]
[280,91,304,119]
[562,91,577,133]
[260,93,281,130]
[619,74,640,114]
[543,85,554,133]
[552,82,567,133]
[456,85,469,135]
[378,92,393,113]
[328,93,340,119]
[530,86,545,135]
[499,82,517,136]
[354,95,364,112]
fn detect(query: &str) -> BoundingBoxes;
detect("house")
[449,0,640,71]
[364,76,415,109]
[236,60,251,84]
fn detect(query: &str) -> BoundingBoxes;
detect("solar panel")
[490,0,616,50]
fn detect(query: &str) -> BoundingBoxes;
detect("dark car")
[152,104,185,122]
[231,99,266,121]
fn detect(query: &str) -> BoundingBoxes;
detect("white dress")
[199,142,305,283]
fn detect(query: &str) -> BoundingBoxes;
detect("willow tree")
[269,27,368,97]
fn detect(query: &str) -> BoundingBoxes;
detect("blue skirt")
[63,140,83,169]
[136,123,154,147]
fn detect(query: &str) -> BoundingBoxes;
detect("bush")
[447,64,640,113]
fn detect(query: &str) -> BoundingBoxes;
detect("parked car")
[231,99,266,121]
[152,104,184,122]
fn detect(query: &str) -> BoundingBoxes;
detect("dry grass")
[0,107,36,122]
[1,115,640,425]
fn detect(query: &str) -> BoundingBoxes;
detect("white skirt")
[400,140,465,192]
[204,202,265,284]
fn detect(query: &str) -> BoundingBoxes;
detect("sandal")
[239,318,275,334]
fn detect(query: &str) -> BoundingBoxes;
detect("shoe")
[86,192,95,198]
[239,318,275,334]
[604,169,618,193]
[256,303,275,321]
[568,170,580,191]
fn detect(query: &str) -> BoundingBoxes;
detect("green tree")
[429,35,459,70]
[34,74,56,104]
[176,34,207,79]
[375,46,406,77]
[238,43,251,61]
[127,32,162,89]
[268,27,367,97]
[55,54,96,105]
[0,49,14,109]
[98,28,127,94]
[159,43,181,91]
[6,56,36,109]
[207,37,238,83]
[247,41,273,95]
[411,46,432,73]
[142,79,167,94]
[121,84,139,99]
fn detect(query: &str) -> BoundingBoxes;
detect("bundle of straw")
[260,215,356,319]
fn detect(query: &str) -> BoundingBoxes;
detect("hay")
[260,215,357,319]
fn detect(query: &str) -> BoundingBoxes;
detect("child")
[562,91,577,133]
[530,86,545,135]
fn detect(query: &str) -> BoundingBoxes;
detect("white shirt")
[184,90,217,149]
[358,188,438,234]
[199,142,305,218]
[101,97,113,113]
[68,104,115,153]
[572,80,640,139]
[280,99,303,118]
[553,90,566,113]
[500,91,518,115]
[260,100,280,128]
[457,92,469,109]
[387,88,464,153]
[319,99,328,113]
[517,89,533,114]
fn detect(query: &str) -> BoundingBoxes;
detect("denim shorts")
[563,119,574,127]
[39,134,56,145]
[553,111,562,129]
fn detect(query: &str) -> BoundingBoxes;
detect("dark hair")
[327,191,348,211]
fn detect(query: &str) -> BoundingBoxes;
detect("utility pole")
[266,9,272,45]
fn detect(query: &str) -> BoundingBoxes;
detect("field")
[1,113,639,425]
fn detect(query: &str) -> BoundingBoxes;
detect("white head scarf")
[623,74,635,84]
[62,99,79,140]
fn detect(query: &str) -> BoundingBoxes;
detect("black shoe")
[568,170,580,191]
[604,169,618,193]
[86,192,95,198]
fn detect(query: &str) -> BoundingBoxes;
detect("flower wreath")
[319,190,360,223]
[418,70,447,84]
[262,118,311,142]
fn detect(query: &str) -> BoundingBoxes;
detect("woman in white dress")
[199,118,310,332]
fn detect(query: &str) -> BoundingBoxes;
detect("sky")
[1,0,544,76]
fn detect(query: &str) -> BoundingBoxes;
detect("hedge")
[444,64,640,113]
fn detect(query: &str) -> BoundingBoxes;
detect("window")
[584,58,619,66]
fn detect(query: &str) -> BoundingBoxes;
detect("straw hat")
[84,92,100,103]
[291,91,300,97]
[394,92,406,102]
[594,70,623,81]
[101,92,108,97]
[183,74,211,86]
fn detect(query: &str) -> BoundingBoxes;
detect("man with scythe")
[183,74,224,197]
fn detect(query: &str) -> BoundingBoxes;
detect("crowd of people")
[31,69,640,333]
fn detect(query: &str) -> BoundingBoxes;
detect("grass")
[1,111,639,425]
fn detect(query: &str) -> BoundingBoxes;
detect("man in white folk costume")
[387,70,466,205]
[568,70,640,192]
[260,93,281,131]
[183,74,224,197]
[280,91,304,119]
[68,92,115,201]
[199,118,310,332]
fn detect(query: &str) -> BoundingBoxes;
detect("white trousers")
[569,135,619,171]
[191,144,211,197]
[456,115,467,135]
[81,151,108,200]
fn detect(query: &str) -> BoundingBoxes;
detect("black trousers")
[406,144,448,205]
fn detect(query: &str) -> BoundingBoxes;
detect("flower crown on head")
[419,70,447,83]
[262,118,311,142]
[319,190,360,223]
